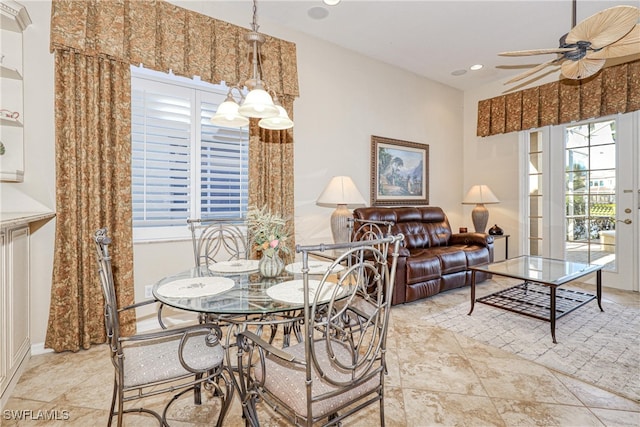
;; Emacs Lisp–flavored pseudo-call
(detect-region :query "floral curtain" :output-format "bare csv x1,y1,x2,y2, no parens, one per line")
248,95,296,262
47,0,299,351
477,59,640,137
45,51,134,351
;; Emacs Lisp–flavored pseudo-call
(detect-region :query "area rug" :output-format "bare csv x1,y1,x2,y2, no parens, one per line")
421,294,640,401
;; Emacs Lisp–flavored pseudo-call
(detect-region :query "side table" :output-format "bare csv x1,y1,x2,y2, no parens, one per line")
491,234,510,259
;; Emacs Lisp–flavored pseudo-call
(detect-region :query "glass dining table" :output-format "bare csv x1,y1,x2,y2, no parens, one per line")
153,259,347,344
152,258,348,421
152,259,345,317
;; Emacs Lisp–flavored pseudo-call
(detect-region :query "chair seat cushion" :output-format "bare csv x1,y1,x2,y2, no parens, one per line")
254,340,382,419
123,332,224,388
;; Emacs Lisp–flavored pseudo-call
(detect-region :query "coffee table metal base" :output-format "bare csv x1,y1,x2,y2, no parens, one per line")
476,282,597,343
468,265,603,344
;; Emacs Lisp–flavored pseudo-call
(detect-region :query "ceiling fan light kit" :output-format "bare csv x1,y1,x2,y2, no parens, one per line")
500,2,640,84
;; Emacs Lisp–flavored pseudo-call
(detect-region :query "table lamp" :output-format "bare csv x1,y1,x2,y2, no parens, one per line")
462,184,499,233
316,176,367,243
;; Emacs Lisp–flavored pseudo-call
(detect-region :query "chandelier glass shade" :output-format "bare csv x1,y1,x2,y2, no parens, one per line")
210,0,293,130
210,91,250,128
237,82,279,118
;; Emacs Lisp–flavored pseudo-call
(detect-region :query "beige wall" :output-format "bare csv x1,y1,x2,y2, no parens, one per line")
16,0,526,349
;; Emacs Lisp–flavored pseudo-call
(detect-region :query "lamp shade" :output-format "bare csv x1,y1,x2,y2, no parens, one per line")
316,176,367,208
462,185,500,205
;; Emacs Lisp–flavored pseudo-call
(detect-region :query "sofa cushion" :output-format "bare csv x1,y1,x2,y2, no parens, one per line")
405,251,441,284
354,206,452,249
427,246,468,274
396,222,432,249
462,245,491,267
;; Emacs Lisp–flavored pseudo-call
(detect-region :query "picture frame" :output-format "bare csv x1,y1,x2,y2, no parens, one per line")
370,135,429,206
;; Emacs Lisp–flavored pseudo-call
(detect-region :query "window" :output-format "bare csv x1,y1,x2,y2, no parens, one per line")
526,130,544,256
131,67,249,241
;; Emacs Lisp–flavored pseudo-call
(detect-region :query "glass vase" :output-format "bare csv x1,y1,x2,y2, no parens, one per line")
259,252,285,278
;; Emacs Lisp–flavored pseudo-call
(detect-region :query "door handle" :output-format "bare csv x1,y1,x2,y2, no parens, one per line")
617,219,632,225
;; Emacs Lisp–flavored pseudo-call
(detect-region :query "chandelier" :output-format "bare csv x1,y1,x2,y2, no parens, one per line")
211,0,293,130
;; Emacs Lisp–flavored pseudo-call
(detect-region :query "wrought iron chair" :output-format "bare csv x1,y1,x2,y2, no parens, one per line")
188,218,249,267
237,234,403,426
183,218,251,326
93,228,234,427
348,217,395,303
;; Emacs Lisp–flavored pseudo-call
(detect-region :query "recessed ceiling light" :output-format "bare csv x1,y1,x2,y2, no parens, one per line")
451,69,467,76
308,6,329,20
470,64,483,71
323,0,341,5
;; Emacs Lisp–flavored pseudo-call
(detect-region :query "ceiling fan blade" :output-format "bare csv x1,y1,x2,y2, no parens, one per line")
566,6,639,49
587,24,640,59
561,58,606,80
499,48,574,57
504,59,557,84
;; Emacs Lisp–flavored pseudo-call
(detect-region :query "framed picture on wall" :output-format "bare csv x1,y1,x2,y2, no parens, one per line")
370,135,429,206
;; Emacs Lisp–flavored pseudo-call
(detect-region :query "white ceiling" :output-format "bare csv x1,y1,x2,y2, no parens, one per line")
200,0,640,91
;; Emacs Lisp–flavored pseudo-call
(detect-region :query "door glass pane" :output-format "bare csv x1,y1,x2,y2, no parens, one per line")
529,152,542,174
529,217,542,239
527,130,543,256
529,195,542,217
565,120,616,271
529,239,542,256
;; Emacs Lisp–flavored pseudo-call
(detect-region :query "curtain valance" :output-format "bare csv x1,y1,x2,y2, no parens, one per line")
477,59,640,137
50,0,299,98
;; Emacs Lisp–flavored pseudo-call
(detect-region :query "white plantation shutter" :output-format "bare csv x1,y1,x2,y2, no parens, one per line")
200,100,249,219
131,67,248,241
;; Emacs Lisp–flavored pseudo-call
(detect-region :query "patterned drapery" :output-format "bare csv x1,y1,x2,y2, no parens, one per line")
477,59,640,137
248,95,296,262
46,0,298,351
45,51,135,351
49,0,299,98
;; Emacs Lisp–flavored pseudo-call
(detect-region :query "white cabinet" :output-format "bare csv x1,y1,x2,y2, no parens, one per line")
0,0,31,182
0,224,29,410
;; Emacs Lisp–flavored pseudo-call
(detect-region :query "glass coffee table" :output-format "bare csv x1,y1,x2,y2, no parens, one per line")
468,255,603,343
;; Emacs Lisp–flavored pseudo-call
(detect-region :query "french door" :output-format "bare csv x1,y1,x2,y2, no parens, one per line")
526,112,638,290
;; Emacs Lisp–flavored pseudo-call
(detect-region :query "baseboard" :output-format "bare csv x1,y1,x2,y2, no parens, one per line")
30,313,196,355
31,342,53,356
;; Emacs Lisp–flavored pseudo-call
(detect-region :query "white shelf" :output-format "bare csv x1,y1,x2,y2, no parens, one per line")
0,0,31,32
0,168,23,182
0,115,22,127
0,211,55,229
0,0,29,183
0,64,21,79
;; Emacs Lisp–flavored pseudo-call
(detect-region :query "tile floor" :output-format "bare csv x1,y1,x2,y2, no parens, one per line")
4,280,640,426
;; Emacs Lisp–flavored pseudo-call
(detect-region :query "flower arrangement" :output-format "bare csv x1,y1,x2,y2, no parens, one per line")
246,205,290,257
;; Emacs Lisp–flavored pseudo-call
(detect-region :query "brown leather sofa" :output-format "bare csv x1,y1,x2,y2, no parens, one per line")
353,206,494,305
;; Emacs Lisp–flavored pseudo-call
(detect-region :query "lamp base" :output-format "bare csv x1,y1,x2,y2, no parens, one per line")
471,204,489,233
330,204,351,244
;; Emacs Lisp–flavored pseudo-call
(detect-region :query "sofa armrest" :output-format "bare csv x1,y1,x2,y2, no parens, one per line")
450,232,494,247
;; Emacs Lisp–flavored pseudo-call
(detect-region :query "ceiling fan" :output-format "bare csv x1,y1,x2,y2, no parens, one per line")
500,1,640,84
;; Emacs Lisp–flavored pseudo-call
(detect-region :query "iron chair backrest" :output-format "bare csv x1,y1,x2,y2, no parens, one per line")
188,218,249,267
299,234,402,379
94,228,123,358
349,217,394,257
